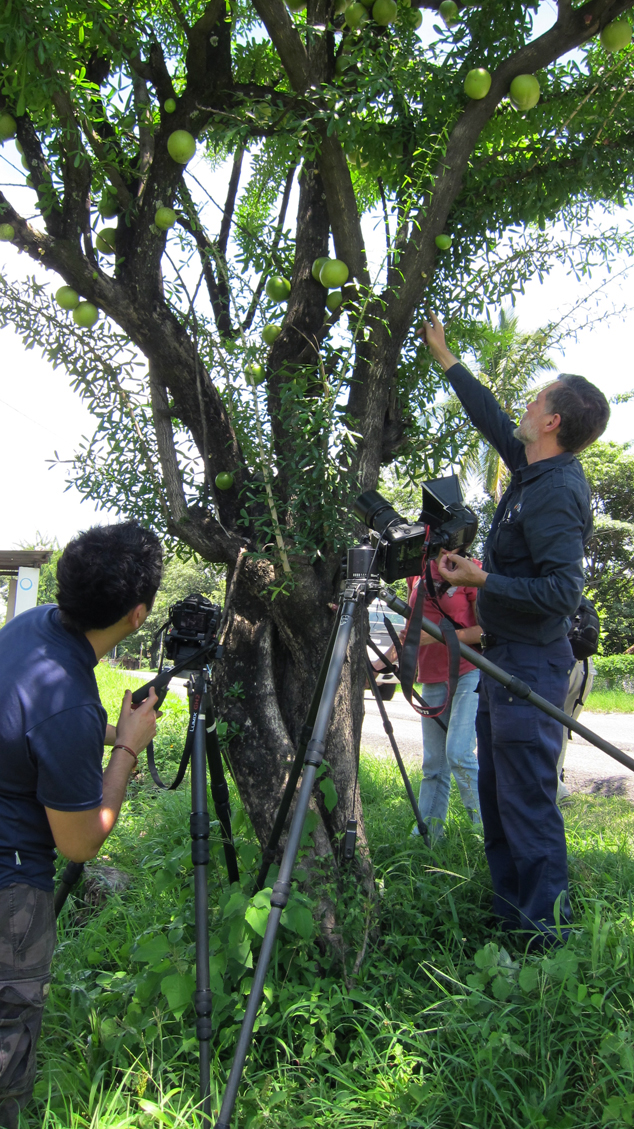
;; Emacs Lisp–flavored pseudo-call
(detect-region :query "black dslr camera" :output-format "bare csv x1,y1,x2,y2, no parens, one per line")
164,593,221,669
354,475,478,582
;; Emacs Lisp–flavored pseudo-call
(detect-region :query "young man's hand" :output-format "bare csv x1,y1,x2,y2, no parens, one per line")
438,552,488,588
116,688,159,754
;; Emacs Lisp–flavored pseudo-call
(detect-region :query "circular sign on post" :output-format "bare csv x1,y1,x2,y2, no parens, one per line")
19,578,33,591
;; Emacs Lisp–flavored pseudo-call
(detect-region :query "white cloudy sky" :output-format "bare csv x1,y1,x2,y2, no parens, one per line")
0,0,632,549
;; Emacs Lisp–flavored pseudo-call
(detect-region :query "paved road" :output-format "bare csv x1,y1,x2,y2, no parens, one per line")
361,693,634,801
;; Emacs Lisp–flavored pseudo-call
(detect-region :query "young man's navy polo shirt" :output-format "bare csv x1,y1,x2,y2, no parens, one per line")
0,605,106,891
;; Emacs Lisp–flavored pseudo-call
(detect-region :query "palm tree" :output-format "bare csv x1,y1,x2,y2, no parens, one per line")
454,309,556,500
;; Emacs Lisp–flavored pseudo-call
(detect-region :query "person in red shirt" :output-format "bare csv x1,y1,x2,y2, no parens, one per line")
375,553,483,841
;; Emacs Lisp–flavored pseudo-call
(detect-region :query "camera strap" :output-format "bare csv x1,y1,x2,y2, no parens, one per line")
399,570,461,719
146,686,201,790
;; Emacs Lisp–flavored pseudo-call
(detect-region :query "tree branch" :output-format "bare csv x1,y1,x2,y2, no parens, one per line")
218,148,244,257
241,164,296,333
133,75,155,186
250,0,311,93
149,361,189,523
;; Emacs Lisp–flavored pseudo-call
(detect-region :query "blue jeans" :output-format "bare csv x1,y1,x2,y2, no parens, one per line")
413,668,481,839
476,638,573,941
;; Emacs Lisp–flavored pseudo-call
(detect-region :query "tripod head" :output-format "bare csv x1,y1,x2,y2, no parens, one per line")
341,540,381,605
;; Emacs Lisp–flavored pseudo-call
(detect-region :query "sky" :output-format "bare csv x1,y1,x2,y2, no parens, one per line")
0,0,632,550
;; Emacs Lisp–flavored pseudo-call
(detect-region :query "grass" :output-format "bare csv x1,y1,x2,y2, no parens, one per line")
21,668,634,1128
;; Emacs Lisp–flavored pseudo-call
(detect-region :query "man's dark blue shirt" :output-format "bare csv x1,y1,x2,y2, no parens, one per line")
446,363,592,646
0,605,106,891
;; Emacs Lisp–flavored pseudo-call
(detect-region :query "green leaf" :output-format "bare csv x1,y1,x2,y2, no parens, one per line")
281,903,314,941
518,965,539,993
245,904,269,938
132,936,170,965
161,971,195,1017
319,776,338,813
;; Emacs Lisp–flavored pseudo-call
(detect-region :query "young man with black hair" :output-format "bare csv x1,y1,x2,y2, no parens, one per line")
0,523,163,1128
421,312,609,948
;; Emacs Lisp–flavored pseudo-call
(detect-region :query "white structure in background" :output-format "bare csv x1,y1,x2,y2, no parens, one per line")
0,551,53,624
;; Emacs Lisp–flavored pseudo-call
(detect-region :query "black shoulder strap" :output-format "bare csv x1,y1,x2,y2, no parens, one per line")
400,573,461,719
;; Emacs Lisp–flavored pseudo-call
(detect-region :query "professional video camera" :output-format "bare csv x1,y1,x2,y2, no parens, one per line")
354,474,478,582
162,593,221,669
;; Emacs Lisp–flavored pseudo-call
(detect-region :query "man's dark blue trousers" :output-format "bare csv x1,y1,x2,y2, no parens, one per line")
476,637,574,941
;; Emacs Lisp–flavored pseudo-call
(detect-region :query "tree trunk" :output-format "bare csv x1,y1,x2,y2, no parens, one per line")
214,557,373,891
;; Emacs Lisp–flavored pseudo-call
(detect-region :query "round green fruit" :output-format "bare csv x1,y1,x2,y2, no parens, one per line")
98,192,119,218
96,227,117,255
319,259,349,288
600,18,632,52
167,129,196,164
55,286,79,309
373,0,397,24
435,233,452,250
405,8,422,28
20,154,29,170
15,140,23,155
215,472,234,491
25,175,34,188
265,275,291,302
73,302,99,329
464,67,492,100
0,114,16,142
287,0,307,10
439,0,459,26
510,73,540,111
0,223,15,241
245,363,266,384
262,323,282,345
335,54,354,75
164,98,176,113
312,256,329,281
326,290,343,312
345,2,368,28
155,206,177,230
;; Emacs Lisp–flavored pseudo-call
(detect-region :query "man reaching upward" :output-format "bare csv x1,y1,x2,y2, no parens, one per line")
421,312,609,947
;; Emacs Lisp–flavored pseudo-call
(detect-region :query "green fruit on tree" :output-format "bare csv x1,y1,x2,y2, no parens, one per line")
167,129,196,164
335,55,354,76
15,140,23,155
98,191,119,218
20,154,29,170
215,471,234,490
439,1,459,26
262,323,282,345
464,67,492,99
510,74,540,111
312,256,329,281
55,286,79,309
0,223,15,241
155,207,177,230
345,3,368,28
0,114,16,141
360,0,374,8
286,0,307,10
265,275,291,302
435,233,452,250
600,18,632,52
319,259,349,288
164,98,176,113
73,302,99,329
326,290,343,312
405,8,422,28
245,363,266,384
373,0,397,24
96,227,117,254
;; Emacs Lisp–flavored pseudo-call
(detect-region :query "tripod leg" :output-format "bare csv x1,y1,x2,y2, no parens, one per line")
253,606,342,893
191,705,213,1126
366,659,431,847
215,595,359,1129
54,860,85,918
205,692,240,886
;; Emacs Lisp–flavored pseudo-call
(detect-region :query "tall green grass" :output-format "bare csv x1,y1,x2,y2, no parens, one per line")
21,668,634,1128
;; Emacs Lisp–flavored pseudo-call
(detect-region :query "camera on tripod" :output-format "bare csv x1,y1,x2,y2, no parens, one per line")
163,593,221,669
354,474,478,582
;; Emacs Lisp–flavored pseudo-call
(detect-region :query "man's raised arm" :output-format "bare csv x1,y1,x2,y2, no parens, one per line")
422,313,526,473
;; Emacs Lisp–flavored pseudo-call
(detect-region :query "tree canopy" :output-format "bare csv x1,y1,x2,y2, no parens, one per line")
2,0,634,860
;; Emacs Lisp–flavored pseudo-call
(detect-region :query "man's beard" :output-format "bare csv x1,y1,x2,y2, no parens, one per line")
514,418,539,445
